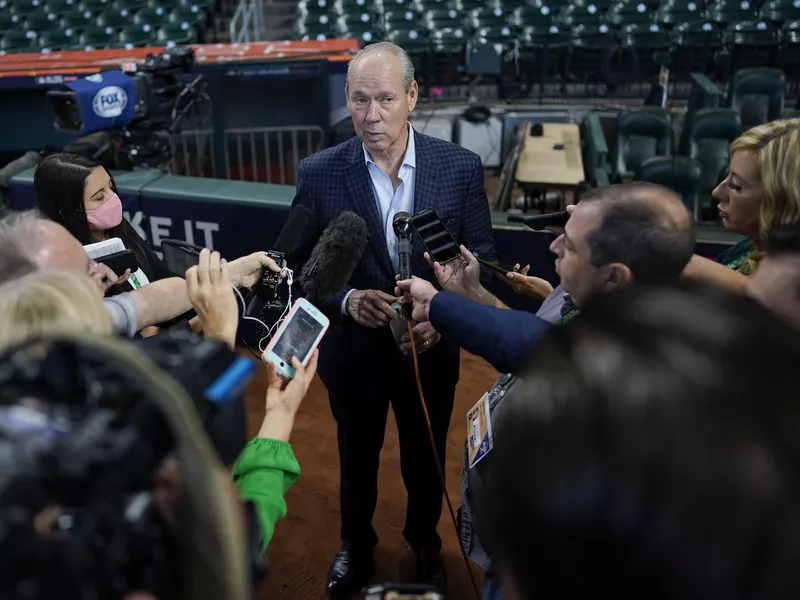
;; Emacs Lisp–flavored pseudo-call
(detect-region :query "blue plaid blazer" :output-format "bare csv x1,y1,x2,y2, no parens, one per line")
289,130,497,322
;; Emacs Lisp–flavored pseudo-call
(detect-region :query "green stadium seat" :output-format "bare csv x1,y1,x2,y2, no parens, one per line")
429,26,467,51
114,0,146,9
654,0,704,26
624,22,672,75
569,23,621,81
45,0,78,12
61,8,95,29
133,6,167,24
146,0,178,8
423,7,464,29
607,0,653,27
687,107,740,216
341,28,383,43
118,23,156,45
79,24,115,46
38,28,77,49
294,13,334,37
334,0,379,13
335,11,373,30
468,7,507,29
451,0,485,11
384,0,414,10
156,20,196,42
760,0,800,24
11,0,47,16
384,8,419,29
558,1,606,26
167,4,205,26
0,13,15,28
78,0,111,11
613,106,672,181
474,23,514,42
178,0,211,8
413,0,447,13
296,0,331,17
707,0,758,26
97,7,134,27
0,30,37,51
670,21,720,74
720,19,779,70
385,27,428,66
25,9,60,30
636,155,702,215
510,5,554,27
728,67,784,128
520,24,570,80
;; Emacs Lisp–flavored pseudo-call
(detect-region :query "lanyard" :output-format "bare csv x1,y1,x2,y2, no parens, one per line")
556,306,580,326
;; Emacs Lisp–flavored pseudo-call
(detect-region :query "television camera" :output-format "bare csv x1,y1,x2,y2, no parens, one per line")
46,46,209,170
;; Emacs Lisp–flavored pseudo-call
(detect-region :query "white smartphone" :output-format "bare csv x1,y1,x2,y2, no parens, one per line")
263,298,330,379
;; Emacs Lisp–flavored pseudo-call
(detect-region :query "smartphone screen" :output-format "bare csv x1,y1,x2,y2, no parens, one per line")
272,306,325,365
412,209,461,265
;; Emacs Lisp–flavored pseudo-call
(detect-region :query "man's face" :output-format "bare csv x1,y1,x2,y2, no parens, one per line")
32,220,102,294
549,202,607,306
746,255,800,329
346,52,418,156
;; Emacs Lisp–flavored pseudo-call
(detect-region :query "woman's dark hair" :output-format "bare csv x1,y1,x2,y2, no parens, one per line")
34,153,146,270
477,285,800,600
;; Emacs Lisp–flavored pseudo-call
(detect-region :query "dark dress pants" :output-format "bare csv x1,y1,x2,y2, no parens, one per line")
318,322,460,553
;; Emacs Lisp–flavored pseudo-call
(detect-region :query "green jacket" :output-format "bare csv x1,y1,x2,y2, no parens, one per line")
716,238,754,271
232,437,301,551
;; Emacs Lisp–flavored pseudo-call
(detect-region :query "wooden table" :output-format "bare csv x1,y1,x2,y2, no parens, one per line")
514,122,586,209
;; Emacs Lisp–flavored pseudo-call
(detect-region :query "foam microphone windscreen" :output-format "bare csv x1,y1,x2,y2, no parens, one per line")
299,211,368,303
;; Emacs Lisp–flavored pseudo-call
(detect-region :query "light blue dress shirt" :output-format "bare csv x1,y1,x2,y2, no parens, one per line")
342,124,417,314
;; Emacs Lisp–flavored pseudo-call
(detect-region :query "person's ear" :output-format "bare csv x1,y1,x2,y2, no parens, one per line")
408,80,419,112
602,262,632,293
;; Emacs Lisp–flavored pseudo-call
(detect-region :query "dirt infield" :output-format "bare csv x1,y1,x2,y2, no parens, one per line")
242,349,499,600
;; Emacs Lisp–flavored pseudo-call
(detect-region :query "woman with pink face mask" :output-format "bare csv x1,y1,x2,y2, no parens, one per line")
34,153,175,293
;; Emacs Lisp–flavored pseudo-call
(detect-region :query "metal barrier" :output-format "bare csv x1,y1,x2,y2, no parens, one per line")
224,126,325,185
169,129,217,178
229,0,264,43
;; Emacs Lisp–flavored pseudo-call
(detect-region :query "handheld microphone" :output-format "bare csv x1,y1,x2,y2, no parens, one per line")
392,211,413,320
246,204,312,318
299,211,368,304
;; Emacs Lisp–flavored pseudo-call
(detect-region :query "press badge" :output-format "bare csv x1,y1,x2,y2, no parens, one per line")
467,393,493,469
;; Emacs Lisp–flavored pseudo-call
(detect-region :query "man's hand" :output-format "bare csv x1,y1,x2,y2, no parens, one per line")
399,321,442,354
395,277,438,323
89,261,131,293
186,249,239,349
346,289,399,328
227,251,281,289
501,263,554,301
425,245,482,299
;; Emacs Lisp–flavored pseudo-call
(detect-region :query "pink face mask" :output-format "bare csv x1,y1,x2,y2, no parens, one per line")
85,193,123,230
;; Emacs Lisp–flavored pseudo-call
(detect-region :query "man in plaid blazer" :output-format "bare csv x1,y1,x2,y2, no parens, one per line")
289,42,496,598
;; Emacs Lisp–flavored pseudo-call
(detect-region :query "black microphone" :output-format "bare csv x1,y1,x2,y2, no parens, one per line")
299,211,368,304
506,211,569,231
392,211,413,320
246,204,312,318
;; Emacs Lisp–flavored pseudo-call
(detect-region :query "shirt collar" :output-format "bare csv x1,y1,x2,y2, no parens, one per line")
363,123,416,169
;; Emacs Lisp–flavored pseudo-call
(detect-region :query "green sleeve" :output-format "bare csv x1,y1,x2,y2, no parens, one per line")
232,437,301,551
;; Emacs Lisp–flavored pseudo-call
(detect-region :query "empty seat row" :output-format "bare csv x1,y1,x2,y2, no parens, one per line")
0,5,207,34
0,0,213,13
0,21,194,51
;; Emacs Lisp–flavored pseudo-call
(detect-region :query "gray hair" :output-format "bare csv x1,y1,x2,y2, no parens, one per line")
346,42,415,93
0,210,43,285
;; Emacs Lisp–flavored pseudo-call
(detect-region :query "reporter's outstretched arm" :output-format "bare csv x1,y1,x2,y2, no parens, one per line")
232,351,318,551
429,291,551,374
130,277,194,330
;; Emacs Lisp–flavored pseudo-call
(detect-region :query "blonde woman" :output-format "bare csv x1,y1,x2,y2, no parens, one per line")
684,118,800,290
0,269,111,352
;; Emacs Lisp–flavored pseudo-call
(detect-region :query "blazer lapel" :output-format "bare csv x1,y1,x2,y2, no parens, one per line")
344,138,395,279
411,130,439,218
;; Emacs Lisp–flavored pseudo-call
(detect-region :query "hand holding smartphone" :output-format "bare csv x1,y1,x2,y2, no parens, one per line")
263,298,330,380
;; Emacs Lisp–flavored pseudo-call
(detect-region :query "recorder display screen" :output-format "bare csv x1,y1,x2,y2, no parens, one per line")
272,307,324,364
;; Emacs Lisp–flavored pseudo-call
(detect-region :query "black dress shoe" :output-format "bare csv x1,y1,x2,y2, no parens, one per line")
416,548,447,596
326,544,375,599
